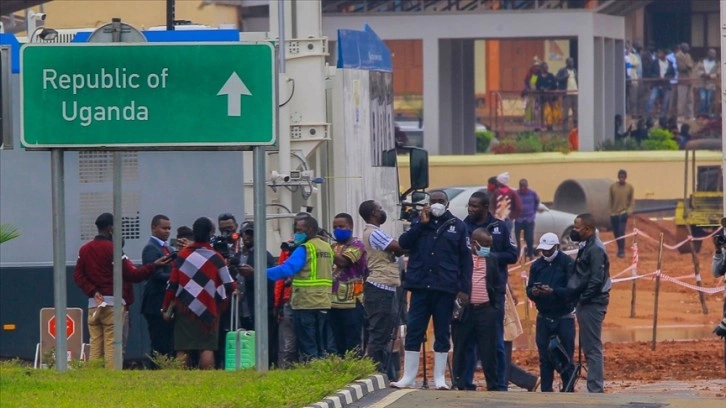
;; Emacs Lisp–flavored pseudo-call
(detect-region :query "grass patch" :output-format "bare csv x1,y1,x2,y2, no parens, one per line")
0,355,376,408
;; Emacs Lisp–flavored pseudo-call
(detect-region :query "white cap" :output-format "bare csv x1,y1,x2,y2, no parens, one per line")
536,232,560,250
496,171,510,185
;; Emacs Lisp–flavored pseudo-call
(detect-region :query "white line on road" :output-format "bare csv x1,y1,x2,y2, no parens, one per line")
366,389,417,408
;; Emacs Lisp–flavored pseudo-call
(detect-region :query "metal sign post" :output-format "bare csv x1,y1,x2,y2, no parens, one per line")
50,149,67,372
253,146,268,372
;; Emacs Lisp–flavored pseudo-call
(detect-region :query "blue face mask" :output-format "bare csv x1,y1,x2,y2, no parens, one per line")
476,246,491,257
293,232,308,244
333,228,352,242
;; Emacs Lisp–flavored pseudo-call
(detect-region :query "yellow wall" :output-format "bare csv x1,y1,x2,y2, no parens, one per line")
398,151,722,202
25,0,238,33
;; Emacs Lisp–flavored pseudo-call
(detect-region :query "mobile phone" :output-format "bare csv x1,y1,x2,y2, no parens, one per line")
170,238,178,247
165,251,178,261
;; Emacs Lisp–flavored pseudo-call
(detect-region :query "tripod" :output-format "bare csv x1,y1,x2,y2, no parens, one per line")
563,341,585,392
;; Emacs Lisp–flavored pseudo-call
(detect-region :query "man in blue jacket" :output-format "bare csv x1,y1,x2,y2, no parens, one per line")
526,232,576,392
391,190,473,390
463,191,518,390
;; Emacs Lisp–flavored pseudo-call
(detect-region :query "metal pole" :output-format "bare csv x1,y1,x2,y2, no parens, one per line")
166,0,175,31
275,0,293,241
651,233,664,351
110,17,124,371
253,146,268,372
112,152,123,370
51,149,67,372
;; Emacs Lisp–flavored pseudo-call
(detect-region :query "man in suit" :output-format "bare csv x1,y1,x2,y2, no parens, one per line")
141,214,175,362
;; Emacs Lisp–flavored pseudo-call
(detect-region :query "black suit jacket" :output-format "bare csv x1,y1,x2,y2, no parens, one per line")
141,237,171,316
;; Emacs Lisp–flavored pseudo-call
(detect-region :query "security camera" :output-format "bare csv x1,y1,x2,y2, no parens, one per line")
31,12,47,21
271,171,290,183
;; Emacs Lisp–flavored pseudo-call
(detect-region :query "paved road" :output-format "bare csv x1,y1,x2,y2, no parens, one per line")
346,382,726,408
358,389,725,408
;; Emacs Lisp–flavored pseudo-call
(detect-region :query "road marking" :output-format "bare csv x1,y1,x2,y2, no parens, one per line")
367,389,416,408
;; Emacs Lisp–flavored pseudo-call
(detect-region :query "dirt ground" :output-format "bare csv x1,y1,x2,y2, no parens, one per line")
417,217,726,393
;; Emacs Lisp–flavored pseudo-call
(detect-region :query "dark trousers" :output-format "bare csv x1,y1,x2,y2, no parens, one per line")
505,341,540,391
452,303,499,391
515,220,536,259
293,309,336,361
535,315,576,392
143,313,175,361
576,302,607,393
610,214,628,255
495,297,507,390
364,283,397,372
329,302,364,357
404,289,455,352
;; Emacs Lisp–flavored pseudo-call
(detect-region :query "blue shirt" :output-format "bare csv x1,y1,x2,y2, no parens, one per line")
267,246,306,281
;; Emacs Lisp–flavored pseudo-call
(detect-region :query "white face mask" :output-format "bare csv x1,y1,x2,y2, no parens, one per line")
543,250,558,263
431,203,446,218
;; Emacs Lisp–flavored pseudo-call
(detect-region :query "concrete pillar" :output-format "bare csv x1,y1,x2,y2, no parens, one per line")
603,38,616,147
438,39,453,154
422,35,440,155
438,39,476,155
593,37,604,148
577,33,596,151
613,39,626,135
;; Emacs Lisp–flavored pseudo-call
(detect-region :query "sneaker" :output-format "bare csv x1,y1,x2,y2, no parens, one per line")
617,251,625,258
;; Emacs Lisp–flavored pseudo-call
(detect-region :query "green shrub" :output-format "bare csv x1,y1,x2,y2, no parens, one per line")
642,128,678,150
476,130,495,153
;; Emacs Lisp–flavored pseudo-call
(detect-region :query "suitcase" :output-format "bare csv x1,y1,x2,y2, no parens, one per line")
224,292,256,370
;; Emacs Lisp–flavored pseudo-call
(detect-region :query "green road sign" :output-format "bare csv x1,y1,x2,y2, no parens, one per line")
21,42,275,149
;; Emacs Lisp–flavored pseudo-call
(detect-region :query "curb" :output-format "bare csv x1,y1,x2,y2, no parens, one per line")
304,374,389,408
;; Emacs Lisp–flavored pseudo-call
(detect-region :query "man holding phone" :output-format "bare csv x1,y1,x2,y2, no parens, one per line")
526,233,576,392
141,214,176,363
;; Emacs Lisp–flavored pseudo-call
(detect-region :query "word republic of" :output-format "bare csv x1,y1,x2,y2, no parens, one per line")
42,68,169,127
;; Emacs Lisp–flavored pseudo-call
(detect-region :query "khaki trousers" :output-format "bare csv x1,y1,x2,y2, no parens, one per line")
88,306,129,369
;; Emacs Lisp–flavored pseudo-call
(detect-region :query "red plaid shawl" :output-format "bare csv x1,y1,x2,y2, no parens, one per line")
163,243,234,328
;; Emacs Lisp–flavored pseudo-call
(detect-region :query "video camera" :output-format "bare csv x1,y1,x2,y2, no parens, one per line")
400,191,430,222
714,217,726,246
211,231,240,265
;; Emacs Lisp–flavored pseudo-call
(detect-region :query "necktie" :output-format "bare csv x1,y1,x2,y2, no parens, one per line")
162,245,170,255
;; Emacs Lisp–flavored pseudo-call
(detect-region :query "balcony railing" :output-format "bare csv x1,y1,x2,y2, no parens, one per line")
322,0,586,14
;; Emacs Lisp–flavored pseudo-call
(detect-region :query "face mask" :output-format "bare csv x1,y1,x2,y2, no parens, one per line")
569,230,582,242
431,203,446,218
379,211,387,225
333,228,352,242
476,246,491,257
543,250,558,262
293,232,308,244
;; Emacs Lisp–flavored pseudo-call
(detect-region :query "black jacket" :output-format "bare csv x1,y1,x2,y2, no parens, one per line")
400,211,473,295
463,214,518,294
469,253,501,307
646,58,676,87
555,67,577,91
568,235,611,306
527,251,576,318
140,238,171,316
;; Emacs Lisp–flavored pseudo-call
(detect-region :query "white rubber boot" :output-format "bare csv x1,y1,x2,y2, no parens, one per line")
390,351,420,389
433,352,450,390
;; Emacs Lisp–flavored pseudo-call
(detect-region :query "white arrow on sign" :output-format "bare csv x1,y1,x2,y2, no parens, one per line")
217,72,252,117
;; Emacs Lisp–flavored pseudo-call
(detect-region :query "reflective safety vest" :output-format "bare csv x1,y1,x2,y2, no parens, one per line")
291,237,333,310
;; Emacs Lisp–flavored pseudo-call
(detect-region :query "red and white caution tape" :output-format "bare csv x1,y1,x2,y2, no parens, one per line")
633,227,723,251
658,273,725,294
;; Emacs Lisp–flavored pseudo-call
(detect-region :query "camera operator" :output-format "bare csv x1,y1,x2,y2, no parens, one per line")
213,213,245,369
236,221,277,366
711,231,726,341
